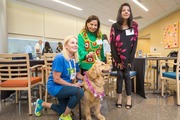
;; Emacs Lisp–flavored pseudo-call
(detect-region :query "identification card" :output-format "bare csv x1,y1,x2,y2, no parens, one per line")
70,73,76,80
125,29,134,36
96,39,103,45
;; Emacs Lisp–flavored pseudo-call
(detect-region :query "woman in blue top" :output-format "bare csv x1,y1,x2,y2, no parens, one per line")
34,35,84,120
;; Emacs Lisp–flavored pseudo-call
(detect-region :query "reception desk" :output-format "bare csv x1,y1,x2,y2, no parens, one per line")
133,57,177,98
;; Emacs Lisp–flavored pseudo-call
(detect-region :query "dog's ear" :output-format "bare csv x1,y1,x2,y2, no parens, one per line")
88,64,97,79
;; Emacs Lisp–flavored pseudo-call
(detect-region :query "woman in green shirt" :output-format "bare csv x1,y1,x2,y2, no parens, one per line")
78,15,105,75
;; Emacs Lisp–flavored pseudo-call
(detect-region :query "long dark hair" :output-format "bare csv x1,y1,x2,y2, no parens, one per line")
58,42,63,50
102,34,108,40
83,15,101,37
116,3,133,30
44,42,51,49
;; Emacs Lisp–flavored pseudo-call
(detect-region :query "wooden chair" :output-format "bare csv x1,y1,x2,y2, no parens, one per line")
160,50,180,105
43,53,57,102
145,53,162,89
0,53,44,115
106,53,137,93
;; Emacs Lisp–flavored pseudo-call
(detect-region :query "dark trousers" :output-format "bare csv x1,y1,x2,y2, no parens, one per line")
116,68,131,96
51,86,84,114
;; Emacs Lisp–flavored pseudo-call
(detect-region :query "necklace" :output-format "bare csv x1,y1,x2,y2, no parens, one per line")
85,72,105,100
122,24,128,29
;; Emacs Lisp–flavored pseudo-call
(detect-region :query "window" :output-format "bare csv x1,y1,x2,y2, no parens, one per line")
8,38,60,57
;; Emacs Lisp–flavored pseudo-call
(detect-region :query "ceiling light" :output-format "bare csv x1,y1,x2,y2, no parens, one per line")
108,19,116,23
53,0,83,11
132,0,148,11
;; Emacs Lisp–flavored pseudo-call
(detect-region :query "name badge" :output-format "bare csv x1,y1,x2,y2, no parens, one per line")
96,39,103,45
125,29,134,36
70,73,76,80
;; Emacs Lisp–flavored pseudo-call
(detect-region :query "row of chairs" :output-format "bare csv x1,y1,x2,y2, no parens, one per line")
144,52,180,105
0,53,56,115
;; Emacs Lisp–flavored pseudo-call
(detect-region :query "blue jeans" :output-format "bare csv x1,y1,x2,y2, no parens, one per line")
50,86,84,114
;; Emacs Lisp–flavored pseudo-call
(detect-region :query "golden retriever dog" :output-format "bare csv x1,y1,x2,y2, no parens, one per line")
81,61,111,120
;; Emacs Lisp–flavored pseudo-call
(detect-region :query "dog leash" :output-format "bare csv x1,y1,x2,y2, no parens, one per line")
78,87,81,120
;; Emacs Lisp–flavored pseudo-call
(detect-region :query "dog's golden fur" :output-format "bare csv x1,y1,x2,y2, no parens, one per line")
81,61,111,120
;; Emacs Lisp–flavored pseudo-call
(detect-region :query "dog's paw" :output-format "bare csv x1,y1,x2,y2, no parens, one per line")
86,117,92,120
97,114,105,120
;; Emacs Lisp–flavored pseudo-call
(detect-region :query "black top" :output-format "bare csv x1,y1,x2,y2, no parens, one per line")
110,21,138,70
42,47,53,55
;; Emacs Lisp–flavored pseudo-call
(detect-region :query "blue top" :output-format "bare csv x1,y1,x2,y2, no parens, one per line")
47,54,80,96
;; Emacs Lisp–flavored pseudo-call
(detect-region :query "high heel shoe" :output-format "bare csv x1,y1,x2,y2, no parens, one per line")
125,104,132,109
116,102,122,108
125,100,132,109
126,96,132,109
116,94,122,108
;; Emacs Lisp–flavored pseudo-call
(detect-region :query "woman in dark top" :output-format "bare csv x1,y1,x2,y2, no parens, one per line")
110,3,138,109
42,41,53,55
56,42,63,53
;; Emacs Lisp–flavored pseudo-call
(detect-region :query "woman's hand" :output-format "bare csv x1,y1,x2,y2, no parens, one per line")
82,76,85,81
118,63,123,70
86,52,95,58
72,82,82,88
128,63,131,67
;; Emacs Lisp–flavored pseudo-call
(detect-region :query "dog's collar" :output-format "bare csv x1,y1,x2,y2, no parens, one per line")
85,72,105,100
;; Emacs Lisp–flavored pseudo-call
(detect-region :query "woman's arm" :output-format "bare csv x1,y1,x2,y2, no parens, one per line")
53,71,73,86
53,71,82,87
100,44,105,61
129,21,138,63
76,72,85,81
110,26,121,63
78,34,88,61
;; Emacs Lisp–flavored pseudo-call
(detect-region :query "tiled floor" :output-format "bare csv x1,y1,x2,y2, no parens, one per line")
0,80,180,120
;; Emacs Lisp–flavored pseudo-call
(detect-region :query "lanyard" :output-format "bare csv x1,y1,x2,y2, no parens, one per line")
69,59,76,80
69,59,76,70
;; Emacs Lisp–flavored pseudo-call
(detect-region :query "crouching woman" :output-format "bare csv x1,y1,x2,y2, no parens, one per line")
34,35,84,120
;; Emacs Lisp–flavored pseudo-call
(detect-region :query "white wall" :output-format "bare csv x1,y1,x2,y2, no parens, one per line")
7,0,110,40
0,0,7,53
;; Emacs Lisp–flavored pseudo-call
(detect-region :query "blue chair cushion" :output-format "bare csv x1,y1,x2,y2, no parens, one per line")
110,71,117,76
130,71,137,77
110,71,137,77
162,72,180,80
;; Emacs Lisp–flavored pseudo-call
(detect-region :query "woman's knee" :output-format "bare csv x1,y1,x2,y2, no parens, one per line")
79,88,84,98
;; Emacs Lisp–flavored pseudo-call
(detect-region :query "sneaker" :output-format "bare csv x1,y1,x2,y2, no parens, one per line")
59,114,72,120
34,98,44,117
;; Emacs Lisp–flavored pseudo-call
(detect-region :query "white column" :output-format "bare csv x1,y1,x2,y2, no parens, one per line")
0,0,7,53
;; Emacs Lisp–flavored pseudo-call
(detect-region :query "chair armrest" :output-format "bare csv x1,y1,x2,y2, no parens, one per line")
160,61,177,66
41,65,45,70
30,64,44,77
160,61,177,79
30,64,44,70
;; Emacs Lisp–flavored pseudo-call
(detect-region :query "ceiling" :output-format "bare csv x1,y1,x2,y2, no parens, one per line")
17,0,180,30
